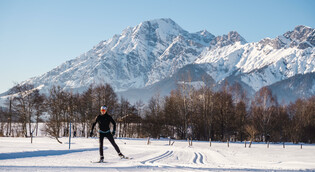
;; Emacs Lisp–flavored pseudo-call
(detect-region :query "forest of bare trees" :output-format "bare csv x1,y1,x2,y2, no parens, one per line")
0,82,314,144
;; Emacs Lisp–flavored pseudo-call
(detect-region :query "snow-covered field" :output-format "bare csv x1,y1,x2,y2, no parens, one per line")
0,137,314,171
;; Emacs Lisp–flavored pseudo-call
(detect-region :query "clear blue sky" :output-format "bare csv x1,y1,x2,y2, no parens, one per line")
0,0,314,93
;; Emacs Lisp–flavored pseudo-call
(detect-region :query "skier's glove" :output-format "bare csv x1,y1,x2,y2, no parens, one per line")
89,131,93,137
112,131,115,136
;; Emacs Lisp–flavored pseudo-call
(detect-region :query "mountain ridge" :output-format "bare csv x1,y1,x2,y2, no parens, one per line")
1,18,314,104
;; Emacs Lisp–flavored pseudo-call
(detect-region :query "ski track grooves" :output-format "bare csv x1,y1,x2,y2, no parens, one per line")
141,151,174,164
193,152,204,164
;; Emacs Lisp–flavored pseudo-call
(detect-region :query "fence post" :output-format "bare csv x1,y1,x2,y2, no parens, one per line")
69,122,71,150
147,137,150,145
227,139,229,147
301,144,302,149
209,138,212,147
245,140,247,148
267,141,269,148
283,142,285,148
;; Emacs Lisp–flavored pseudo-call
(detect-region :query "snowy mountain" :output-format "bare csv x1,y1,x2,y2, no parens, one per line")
16,18,214,95
267,72,315,104
1,19,314,104
194,25,315,102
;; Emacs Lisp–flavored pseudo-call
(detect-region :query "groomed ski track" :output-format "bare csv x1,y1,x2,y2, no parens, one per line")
0,137,314,171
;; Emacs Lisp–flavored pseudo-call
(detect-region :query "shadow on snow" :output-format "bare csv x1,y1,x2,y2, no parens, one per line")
0,148,100,160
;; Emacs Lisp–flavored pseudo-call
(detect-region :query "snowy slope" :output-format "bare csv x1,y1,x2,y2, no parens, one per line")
118,64,215,104
266,72,315,103
1,137,315,171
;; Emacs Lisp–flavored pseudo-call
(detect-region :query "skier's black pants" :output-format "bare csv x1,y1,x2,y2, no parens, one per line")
99,133,120,157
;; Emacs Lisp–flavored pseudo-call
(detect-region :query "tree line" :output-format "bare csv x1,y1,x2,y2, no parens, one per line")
143,83,315,144
0,82,314,144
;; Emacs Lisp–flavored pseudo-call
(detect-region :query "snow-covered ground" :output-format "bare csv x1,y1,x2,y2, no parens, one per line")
0,137,314,171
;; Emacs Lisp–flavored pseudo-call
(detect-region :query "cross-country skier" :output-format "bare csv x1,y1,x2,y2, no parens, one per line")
90,105,125,162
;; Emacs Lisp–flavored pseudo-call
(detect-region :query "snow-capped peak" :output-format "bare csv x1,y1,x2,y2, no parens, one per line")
284,25,315,49
210,31,247,48
256,25,314,50
11,18,215,94
131,18,187,43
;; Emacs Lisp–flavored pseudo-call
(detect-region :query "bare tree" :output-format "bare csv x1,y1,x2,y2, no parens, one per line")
45,86,65,143
250,87,278,142
245,124,257,145
135,100,145,118
177,72,194,139
142,94,164,138
118,96,132,137
79,85,95,137
93,84,118,117
10,84,41,137
33,91,45,136
199,86,215,140
288,96,315,143
213,90,235,141
3,97,13,136
235,100,248,141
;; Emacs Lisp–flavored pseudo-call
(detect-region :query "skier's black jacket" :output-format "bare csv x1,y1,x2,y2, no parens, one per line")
91,112,116,133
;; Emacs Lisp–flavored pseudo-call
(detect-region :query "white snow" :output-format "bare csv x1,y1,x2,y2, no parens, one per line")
195,41,315,91
0,137,314,171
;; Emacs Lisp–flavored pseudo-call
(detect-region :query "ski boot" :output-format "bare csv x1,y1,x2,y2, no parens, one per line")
99,156,104,163
118,152,126,159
